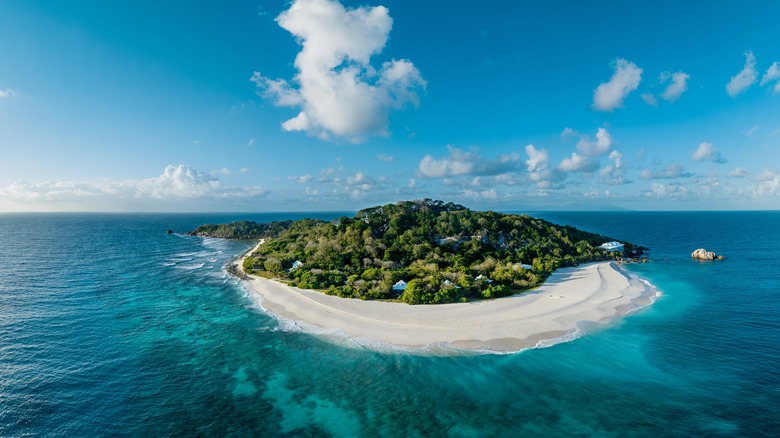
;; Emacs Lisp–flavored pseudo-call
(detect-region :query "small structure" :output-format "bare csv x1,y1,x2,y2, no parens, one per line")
600,241,624,252
520,264,533,270
475,274,494,284
442,280,462,289
392,280,407,291
291,260,304,270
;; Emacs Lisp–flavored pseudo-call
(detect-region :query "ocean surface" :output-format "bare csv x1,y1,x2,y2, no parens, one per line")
0,211,778,437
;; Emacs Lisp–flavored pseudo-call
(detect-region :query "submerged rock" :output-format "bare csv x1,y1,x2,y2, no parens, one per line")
691,248,725,260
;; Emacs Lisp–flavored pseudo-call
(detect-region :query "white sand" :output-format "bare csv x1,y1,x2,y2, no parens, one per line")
236,253,658,352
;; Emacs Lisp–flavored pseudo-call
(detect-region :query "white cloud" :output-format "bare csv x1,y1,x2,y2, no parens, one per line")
728,167,749,178
560,127,577,139
760,62,780,94
251,0,426,142
726,51,758,97
599,150,631,185
407,178,416,189
576,127,613,156
0,165,268,206
376,153,395,162
247,138,255,147
759,62,780,85
660,71,690,102
288,174,313,184
342,171,386,199
240,168,252,173
211,167,231,175
692,142,726,163
640,163,693,180
592,59,643,112
417,146,520,178
640,93,658,107
745,125,758,137
462,188,498,201
647,182,687,199
557,152,598,173
751,169,780,197
525,145,552,187
0,88,15,98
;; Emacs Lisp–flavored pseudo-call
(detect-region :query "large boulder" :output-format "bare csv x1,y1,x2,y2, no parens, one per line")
691,248,725,260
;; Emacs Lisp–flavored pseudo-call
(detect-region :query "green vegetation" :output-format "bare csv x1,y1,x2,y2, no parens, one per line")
194,199,646,304
190,220,293,239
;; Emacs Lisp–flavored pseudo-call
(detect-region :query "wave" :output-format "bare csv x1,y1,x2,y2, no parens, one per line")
175,263,205,271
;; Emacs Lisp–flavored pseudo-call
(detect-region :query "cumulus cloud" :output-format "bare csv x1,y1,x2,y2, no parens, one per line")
760,62,780,94
640,93,658,107
462,188,498,201
0,88,15,98
640,163,693,180
647,182,687,199
660,71,690,102
251,0,426,142
0,165,268,206
557,152,599,173
576,127,613,157
212,167,231,175
751,169,780,197
726,51,758,97
599,150,631,185
417,146,521,178
560,127,577,139
592,59,642,111
342,170,387,199
288,174,313,184
525,145,553,188
692,142,726,163
376,153,395,162
728,167,749,178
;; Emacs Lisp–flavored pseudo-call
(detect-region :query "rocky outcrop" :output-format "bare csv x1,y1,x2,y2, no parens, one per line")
691,248,725,260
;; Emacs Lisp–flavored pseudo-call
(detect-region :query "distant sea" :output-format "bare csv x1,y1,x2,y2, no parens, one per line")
1,211,778,436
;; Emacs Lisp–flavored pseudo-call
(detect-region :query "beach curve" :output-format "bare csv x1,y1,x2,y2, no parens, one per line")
233,245,659,353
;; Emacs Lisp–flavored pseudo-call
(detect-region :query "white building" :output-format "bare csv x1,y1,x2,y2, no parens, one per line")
392,280,407,291
599,241,624,252
291,260,304,270
475,274,494,284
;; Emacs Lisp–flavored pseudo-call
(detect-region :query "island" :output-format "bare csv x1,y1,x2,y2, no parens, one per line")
191,200,658,352
192,199,647,304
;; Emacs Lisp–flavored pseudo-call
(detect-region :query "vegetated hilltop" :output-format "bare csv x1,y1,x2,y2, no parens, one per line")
192,199,647,304
189,220,294,239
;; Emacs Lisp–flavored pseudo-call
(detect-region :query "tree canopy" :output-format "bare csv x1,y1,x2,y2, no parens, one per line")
192,199,646,304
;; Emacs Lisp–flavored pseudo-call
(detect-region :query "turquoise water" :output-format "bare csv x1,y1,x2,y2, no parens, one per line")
1,212,778,436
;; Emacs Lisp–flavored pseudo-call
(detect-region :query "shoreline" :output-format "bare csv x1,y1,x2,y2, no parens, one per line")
232,248,660,354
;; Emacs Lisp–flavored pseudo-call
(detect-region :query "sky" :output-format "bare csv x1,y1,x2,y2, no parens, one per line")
1,0,779,212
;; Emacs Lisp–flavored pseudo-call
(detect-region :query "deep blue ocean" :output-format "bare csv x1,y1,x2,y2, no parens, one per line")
1,211,778,437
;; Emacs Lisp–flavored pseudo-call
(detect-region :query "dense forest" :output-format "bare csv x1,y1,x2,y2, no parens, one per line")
191,200,646,304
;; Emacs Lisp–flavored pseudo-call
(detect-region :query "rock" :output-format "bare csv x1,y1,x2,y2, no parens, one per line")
165,229,174,234
691,248,724,260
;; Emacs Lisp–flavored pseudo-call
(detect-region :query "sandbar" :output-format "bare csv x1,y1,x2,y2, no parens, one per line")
234,247,658,353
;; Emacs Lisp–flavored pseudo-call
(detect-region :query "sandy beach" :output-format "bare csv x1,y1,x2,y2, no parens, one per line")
235,249,658,352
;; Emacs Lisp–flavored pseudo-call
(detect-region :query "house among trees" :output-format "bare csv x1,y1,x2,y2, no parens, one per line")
475,274,494,284
599,241,624,252
392,280,407,291
291,260,304,270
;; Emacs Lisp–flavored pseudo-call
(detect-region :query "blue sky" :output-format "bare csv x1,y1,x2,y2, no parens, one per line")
1,0,779,212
